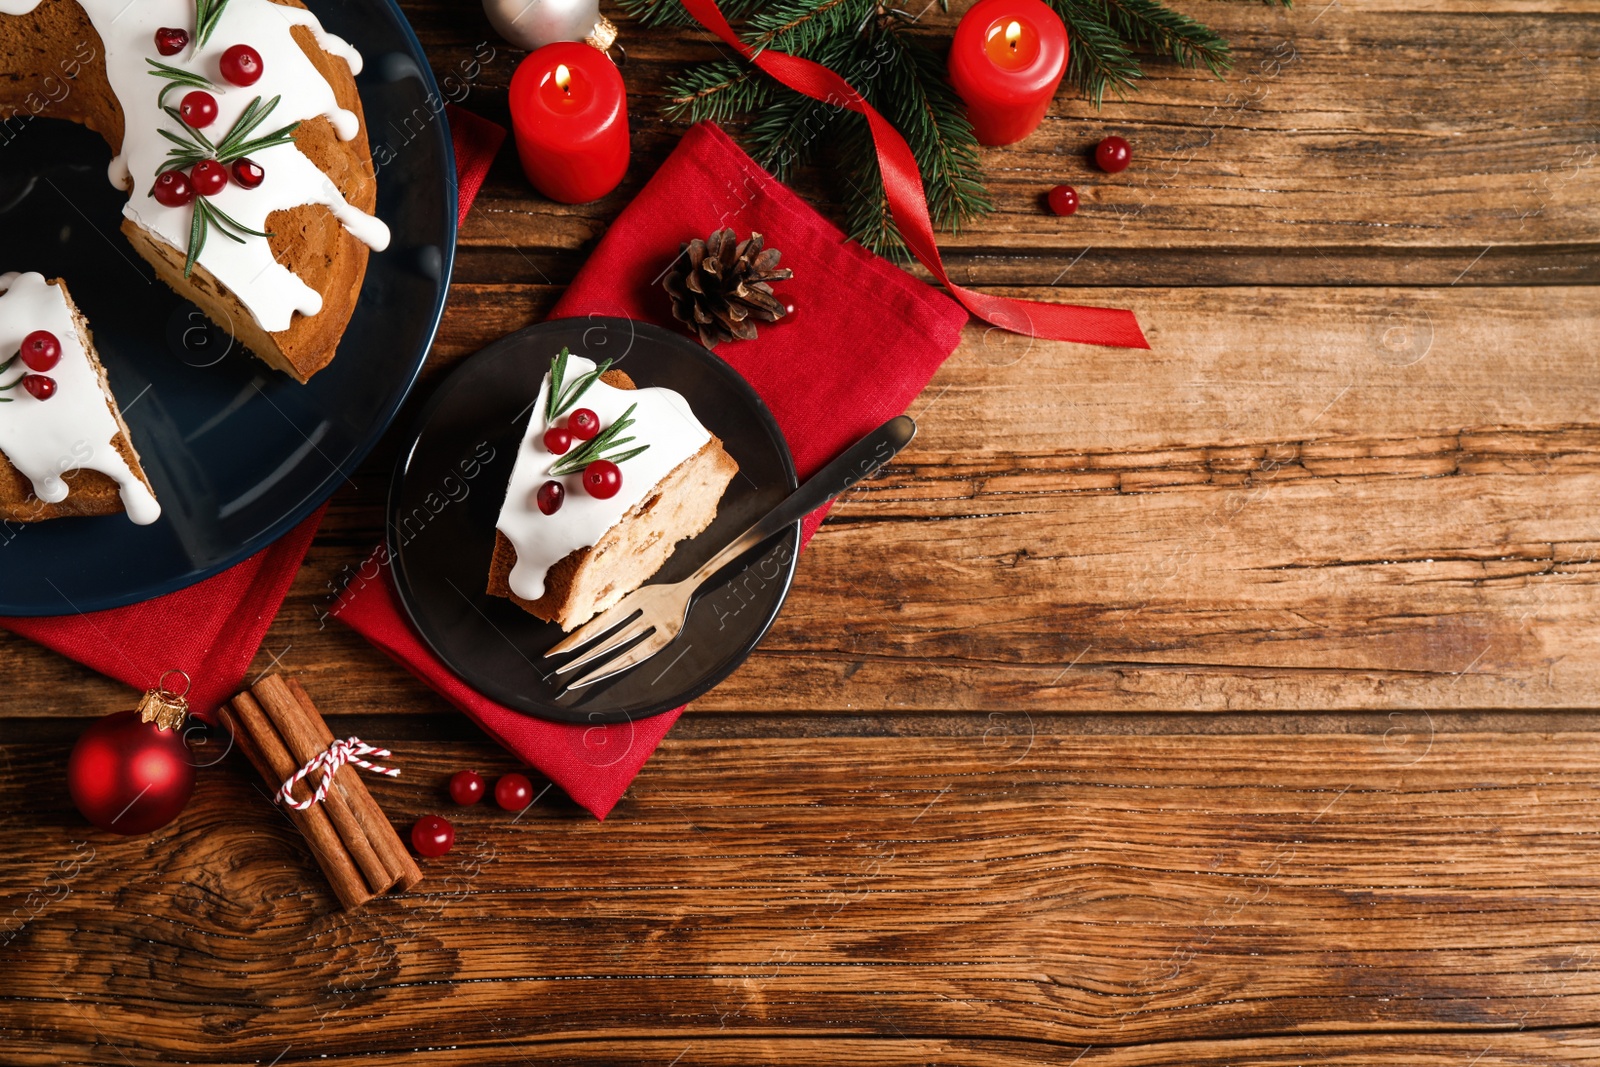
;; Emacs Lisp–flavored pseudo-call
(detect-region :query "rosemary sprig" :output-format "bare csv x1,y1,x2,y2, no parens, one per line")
544,347,614,424
161,95,299,171
146,59,215,108
549,403,650,475
184,197,272,278
195,0,232,49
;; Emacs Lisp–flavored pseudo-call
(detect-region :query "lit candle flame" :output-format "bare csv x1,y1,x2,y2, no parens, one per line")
1005,20,1021,48
554,63,571,92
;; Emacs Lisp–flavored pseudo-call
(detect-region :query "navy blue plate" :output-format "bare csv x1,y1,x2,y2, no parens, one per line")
387,318,800,724
0,0,455,615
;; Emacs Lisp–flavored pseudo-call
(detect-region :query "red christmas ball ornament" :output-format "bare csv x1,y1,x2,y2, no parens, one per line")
179,90,218,129
21,374,56,401
20,330,61,371
230,158,265,190
448,770,485,805
411,814,455,857
190,159,228,197
1047,184,1079,216
495,772,533,811
151,169,194,208
567,408,600,441
155,27,190,56
67,676,195,836
1095,135,1132,174
219,44,264,87
582,459,621,499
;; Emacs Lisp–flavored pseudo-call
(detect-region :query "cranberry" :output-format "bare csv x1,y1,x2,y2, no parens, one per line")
230,158,264,189
19,330,61,372
190,159,228,197
1047,184,1079,216
542,426,572,454
410,814,455,857
179,90,218,129
1095,135,1132,174
21,374,56,401
536,480,565,515
154,27,190,56
495,773,533,811
568,408,600,441
151,169,194,208
219,44,263,87
448,770,485,806
582,460,621,499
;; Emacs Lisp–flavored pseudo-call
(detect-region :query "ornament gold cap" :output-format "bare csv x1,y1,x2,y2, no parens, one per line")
137,669,191,732
585,15,619,53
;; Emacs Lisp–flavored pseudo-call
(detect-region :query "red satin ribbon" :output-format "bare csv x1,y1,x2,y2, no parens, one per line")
678,0,1150,350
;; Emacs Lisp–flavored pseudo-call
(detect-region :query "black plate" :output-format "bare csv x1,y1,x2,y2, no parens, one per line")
0,0,454,615
387,318,800,724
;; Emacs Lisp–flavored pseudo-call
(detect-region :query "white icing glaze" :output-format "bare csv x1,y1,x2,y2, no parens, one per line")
496,355,712,602
0,272,161,524
31,0,392,333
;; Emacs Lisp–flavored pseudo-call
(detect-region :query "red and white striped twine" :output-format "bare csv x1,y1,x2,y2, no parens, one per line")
278,737,401,810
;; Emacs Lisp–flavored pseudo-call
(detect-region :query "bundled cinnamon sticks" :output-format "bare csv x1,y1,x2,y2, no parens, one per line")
221,674,422,910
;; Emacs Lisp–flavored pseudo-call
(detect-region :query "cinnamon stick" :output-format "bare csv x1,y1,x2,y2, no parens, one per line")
247,677,393,896
220,697,372,911
283,676,425,892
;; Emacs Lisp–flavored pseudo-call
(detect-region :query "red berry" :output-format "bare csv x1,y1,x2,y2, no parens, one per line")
19,330,61,372
536,480,565,515
154,27,190,56
151,169,194,207
219,44,264,87
410,814,455,857
21,374,56,401
179,90,218,129
582,460,621,499
1047,184,1079,216
542,426,572,454
1095,135,1132,174
448,770,485,805
230,158,264,189
190,159,228,197
568,408,600,441
495,773,533,811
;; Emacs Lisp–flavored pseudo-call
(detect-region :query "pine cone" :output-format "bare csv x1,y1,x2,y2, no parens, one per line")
664,228,794,350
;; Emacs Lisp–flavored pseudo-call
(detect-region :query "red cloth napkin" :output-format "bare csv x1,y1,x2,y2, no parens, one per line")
0,105,506,721
334,121,968,819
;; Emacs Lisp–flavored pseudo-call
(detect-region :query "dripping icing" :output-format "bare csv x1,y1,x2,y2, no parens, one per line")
49,0,391,333
0,273,161,524
495,355,711,602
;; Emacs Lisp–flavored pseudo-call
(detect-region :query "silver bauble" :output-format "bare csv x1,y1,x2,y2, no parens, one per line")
483,0,615,51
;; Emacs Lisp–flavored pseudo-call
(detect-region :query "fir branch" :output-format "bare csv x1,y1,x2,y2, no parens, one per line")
549,403,648,475
663,59,772,125
1099,0,1232,75
1046,0,1143,105
745,0,874,55
146,59,215,108
615,0,762,28
745,90,840,181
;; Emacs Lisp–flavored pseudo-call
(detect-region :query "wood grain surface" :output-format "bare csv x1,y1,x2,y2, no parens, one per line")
2,0,1599,1061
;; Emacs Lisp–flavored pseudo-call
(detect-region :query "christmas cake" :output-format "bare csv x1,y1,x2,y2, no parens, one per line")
489,349,740,631
0,272,160,524
0,0,389,383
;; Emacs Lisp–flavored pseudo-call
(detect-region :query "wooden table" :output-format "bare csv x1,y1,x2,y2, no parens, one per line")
5,0,1600,1062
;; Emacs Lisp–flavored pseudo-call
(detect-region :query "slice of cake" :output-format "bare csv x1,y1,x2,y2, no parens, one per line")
489,348,739,631
0,272,160,524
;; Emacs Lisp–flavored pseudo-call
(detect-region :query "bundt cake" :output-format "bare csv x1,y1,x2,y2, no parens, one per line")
0,272,160,524
0,0,389,384
489,349,740,631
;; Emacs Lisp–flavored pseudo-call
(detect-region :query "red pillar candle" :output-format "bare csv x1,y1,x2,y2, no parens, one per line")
509,42,629,204
947,0,1068,147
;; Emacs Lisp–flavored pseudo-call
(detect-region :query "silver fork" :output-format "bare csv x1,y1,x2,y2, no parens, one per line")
546,414,919,691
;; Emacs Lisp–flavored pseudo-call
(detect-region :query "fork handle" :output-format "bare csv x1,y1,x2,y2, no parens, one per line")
687,415,918,587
